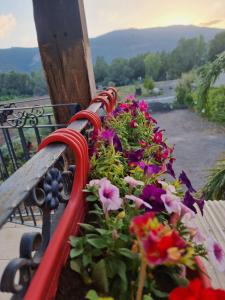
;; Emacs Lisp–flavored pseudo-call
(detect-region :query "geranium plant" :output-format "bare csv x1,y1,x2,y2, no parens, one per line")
69,96,225,300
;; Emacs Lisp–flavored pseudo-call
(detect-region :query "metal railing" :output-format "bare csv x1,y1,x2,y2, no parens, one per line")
0,98,81,183
0,88,117,300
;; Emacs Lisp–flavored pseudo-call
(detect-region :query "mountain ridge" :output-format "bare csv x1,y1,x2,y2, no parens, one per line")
0,25,224,73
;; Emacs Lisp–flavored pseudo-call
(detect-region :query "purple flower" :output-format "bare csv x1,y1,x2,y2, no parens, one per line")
125,195,152,210
138,162,161,176
140,184,166,212
98,178,122,213
183,191,205,215
126,149,144,163
100,129,115,144
144,165,161,176
179,171,196,193
207,237,225,272
166,161,176,179
113,133,123,152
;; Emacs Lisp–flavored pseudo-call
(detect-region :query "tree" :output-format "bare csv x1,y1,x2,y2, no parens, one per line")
144,53,161,80
109,58,134,86
143,76,154,91
129,55,145,80
168,36,207,79
94,56,109,84
208,31,225,61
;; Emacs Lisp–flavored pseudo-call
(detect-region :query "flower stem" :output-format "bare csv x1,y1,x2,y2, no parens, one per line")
136,257,147,300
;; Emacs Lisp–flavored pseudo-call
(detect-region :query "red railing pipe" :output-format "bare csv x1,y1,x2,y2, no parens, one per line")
68,110,101,133
24,129,89,300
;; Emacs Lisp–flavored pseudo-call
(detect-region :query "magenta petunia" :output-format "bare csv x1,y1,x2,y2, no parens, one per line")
207,237,225,272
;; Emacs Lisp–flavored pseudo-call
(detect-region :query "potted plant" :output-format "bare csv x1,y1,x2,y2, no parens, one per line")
57,96,225,300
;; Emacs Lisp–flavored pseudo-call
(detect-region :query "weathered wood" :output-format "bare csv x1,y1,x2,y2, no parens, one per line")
0,102,101,228
32,0,96,124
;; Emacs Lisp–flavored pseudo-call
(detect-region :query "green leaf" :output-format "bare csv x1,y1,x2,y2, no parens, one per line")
143,295,154,300
86,195,98,202
95,229,109,235
87,238,107,249
79,223,96,232
85,290,98,300
82,254,92,267
70,248,83,258
70,259,81,274
117,248,135,259
92,259,109,293
152,289,168,298
69,236,83,247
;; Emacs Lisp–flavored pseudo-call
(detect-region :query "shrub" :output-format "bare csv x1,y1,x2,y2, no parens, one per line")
175,72,196,108
205,86,225,122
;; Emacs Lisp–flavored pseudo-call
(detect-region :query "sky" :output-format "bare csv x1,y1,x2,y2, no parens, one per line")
0,0,225,48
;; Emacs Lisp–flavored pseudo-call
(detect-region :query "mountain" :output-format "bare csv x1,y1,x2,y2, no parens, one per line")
0,25,224,72
90,25,224,62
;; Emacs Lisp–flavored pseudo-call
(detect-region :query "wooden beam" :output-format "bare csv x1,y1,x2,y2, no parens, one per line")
32,0,96,124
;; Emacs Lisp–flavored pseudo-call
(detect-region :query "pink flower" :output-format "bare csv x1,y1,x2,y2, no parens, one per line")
130,120,138,128
153,132,163,144
125,195,152,209
161,194,181,215
138,100,148,112
88,179,100,187
159,181,176,194
124,176,144,188
207,237,225,272
98,178,122,213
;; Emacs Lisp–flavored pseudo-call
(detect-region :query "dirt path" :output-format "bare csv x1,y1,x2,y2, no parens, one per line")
154,109,225,190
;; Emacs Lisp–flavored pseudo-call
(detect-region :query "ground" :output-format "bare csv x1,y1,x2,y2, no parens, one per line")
154,109,225,189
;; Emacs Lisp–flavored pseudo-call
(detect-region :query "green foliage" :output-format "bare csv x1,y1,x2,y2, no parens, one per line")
0,70,47,101
144,53,162,80
175,72,196,108
202,157,225,200
90,145,127,187
205,87,225,122
94,57,110,85
94,36,210,86
168,36,207,79
196,51,225,112
208,31,225,61
143,76,155,91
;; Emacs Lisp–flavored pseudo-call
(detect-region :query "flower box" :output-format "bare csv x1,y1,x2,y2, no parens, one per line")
56,95,225,300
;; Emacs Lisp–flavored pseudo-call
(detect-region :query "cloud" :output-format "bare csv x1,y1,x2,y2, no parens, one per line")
0,14,16,39
199,19,222,27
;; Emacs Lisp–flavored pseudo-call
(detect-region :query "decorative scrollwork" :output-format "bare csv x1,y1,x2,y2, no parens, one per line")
0,104,45,128
0,103,15,125
0,164,75,298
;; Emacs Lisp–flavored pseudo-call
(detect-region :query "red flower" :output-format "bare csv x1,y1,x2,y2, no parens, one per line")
153,132,163,144
143,230,186,266
169,279,225,300
130,120,138,128
130,212,156,239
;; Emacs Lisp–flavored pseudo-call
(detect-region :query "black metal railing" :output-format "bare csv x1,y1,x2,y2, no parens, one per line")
0,93,107,299
0,97,81,184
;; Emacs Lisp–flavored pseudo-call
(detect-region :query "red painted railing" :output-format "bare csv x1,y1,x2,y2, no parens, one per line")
24,89,117,300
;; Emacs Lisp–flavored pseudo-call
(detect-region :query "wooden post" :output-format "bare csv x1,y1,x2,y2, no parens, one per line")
32,0,96,124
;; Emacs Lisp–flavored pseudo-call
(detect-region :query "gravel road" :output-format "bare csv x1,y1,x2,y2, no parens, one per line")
154,109,225,190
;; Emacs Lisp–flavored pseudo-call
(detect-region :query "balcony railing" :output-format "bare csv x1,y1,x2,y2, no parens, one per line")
0,88,117,300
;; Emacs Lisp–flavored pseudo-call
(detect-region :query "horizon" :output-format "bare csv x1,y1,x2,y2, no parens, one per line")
0,0,225,48
0,24,224,50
